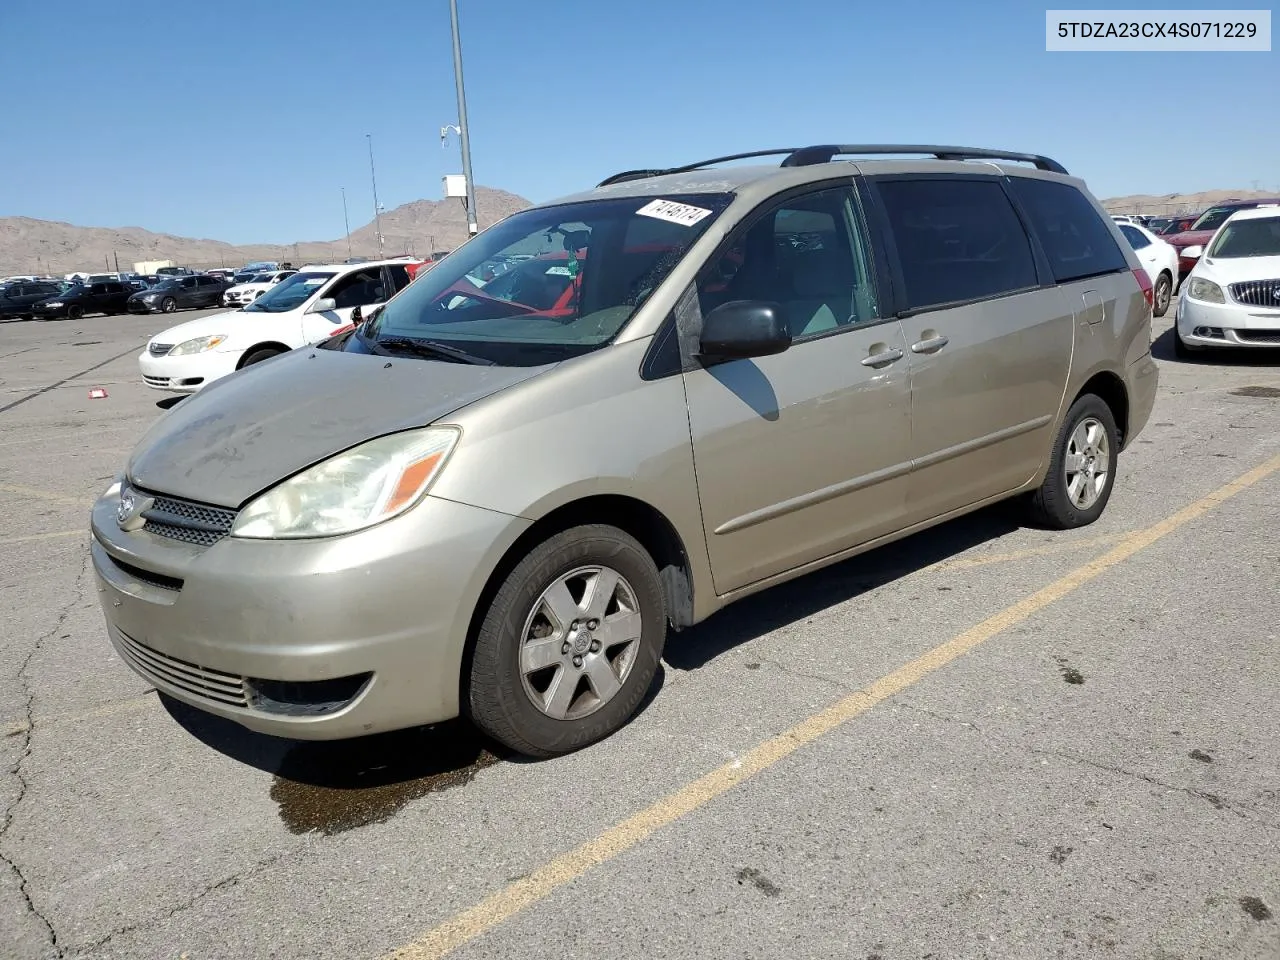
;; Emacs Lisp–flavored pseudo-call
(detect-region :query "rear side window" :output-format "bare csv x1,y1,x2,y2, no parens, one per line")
1119,224,1150,250
1010,179,1128,283
876,179,1038,312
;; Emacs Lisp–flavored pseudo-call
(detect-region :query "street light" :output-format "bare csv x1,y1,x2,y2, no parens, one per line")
366,133,385,257
448,0,479,237
341,186,352,259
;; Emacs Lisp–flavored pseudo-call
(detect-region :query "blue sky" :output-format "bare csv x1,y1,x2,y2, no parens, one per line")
0,0,1275,244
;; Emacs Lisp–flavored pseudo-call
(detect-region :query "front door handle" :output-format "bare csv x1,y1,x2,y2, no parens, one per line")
861,347,904,367
910,335,949,354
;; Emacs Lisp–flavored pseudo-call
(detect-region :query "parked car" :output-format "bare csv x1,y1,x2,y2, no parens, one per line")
1174,207,1280,357
31,280,135,320
91,143,1157,758
155,266,196,277
1163,199,1280,283
222,269,297,307
127,274,232,314
138,259,415,392
0,280,65,320
231,261,279,285
1117,222,1178,317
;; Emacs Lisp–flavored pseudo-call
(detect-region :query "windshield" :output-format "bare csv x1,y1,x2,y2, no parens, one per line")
59,284,85,297
359,194,732,365
244,271,335,312
1206,217,1280,258
151,280,181,291
1191,206,1244,231
248,273,275,283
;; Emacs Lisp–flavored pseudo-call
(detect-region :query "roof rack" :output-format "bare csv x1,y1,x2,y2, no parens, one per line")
596,143,1067,187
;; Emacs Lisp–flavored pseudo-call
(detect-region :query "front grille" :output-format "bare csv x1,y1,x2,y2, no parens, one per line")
1230,280,1280,308
143,375,171,388
115,630,249,708
149,342,172,356
140,493,238,546
1235,329,1280,344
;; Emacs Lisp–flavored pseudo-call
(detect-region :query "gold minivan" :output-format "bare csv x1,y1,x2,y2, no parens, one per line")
90,145,1158,756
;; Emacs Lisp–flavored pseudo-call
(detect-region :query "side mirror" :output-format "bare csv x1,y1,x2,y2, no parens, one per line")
697,300,792,364
307,296,337,313
1181,245,1204,259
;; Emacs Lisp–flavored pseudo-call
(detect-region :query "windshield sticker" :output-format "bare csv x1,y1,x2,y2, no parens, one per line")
636,198,713,227
302,278,326,286
545,266,572,276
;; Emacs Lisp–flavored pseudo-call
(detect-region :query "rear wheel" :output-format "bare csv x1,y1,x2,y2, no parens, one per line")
1027,394,1118,530
1153,271,1172,318
240,347,283,367
467,524,667,758
66,304,83,320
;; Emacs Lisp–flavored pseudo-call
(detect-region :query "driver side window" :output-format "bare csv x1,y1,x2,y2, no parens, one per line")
696,185,880,341
328,268,387,308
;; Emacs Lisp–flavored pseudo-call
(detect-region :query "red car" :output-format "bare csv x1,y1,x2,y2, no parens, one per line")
1163,198,1280,281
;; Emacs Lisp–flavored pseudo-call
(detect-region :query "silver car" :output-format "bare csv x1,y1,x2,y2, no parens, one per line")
90,144,1158,757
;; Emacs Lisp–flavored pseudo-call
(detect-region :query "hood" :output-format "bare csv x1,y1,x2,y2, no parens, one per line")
226,283,265,294
1196,254,1280,285
1165,229,1213,248
126,346,554,507
148,310,245,344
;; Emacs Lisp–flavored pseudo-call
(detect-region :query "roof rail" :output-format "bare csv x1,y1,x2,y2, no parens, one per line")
596,149,798,187
780,144,1068,174
595,144,1067,188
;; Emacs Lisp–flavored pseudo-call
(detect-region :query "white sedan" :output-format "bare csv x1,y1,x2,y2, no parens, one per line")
222,269,296,308
1117,222,1178,318
1174,207,1280,358
139,260,416,393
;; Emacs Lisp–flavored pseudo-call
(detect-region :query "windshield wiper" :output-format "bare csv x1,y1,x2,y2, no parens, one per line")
374,337,495,365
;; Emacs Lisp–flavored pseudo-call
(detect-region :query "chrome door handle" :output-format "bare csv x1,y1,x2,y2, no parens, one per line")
910,335,949,354
861,348,904,367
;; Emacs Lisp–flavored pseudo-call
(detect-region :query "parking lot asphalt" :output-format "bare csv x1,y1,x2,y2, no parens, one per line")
0,305,1277,960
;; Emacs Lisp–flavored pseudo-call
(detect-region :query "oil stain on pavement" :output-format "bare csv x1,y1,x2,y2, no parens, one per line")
1054,656,1085,685
1239,896,1273,921
270,723,500,835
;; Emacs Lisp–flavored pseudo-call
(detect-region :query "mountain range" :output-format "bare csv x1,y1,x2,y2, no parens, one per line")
0,186,531,276
4,185,1277,277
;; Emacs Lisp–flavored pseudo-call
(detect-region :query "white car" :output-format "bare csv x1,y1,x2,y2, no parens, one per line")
1116,222,1178,318
1174,207,1280,358
139,260,417,393
222,269,297,308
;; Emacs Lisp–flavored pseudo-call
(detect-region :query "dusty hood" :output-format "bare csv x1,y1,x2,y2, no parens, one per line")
146,310,246,344
1165,229,1213,249
1197,254,1280,286
127,347,553,507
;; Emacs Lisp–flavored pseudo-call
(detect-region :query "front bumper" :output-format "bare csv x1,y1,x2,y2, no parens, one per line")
31,304,70,319
1176,294,1280,348
127,299,163,314
90,486,530,739
138,348,240,392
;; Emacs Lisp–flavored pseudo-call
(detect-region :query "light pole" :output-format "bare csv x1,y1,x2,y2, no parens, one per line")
341,186,352,259
448,0,479,237
366,133,385,257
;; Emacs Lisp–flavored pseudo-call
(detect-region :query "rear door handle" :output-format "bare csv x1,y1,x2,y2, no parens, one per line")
910,335,949,354
861,348,904,367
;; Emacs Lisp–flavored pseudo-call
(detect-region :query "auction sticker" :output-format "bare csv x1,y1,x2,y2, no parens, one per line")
636,199,713,227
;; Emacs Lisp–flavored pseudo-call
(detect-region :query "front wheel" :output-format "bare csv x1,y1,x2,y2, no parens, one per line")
161,297,176,313
467,524,667,758
1153,271,1173,318
66,304,83,320
1027,395,1118,530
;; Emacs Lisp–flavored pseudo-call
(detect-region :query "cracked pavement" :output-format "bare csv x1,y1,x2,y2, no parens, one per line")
0,309,1278,960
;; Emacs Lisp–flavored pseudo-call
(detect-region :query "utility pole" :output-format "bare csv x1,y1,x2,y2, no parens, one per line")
113,251,120,273
449,0,479,237
341,186,352,258
367,134,385,257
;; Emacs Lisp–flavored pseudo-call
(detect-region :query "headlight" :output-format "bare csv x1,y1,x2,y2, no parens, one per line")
1187,277,1224,303
231,427,460,539
142,293,159,301
43,301,63,308
167,334,227,355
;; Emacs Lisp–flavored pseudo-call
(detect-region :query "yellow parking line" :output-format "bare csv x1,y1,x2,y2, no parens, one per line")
0,529,84,546
0,483,88,506
925,531,1132,573
386,451,1280,960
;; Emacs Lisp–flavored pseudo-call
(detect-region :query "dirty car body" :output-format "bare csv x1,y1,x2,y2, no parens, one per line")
91,145,1157,756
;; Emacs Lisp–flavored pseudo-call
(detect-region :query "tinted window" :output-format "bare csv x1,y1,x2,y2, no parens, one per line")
104,283,124,293
1119,224,1151,249
181,277,197,288
89,283,108,294
877,179,1038,311
327,268,388,308
386,264,411,291
1011,178,1128,283
697,185,879,338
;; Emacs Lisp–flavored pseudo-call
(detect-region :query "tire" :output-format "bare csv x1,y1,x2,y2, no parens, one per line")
1153,271,1173,318
467,524,667,758
1027,394,1119,530
66,305,83,320
161,297,176,313
240,347,282,367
